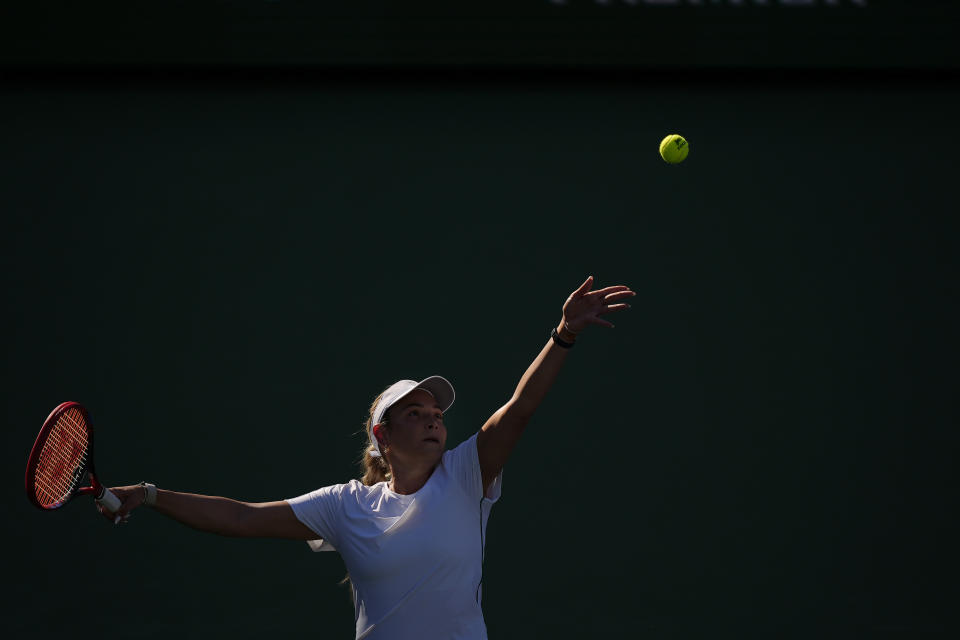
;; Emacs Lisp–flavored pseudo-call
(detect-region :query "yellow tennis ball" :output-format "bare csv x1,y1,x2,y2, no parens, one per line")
659,134,689,164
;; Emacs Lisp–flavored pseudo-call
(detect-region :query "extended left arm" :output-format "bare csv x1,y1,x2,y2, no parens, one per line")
476,276,634,491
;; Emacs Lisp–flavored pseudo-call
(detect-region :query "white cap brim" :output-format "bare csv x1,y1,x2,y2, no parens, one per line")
369,376,455,457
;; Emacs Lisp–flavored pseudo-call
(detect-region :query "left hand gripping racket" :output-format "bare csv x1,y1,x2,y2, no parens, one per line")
25,402,122,514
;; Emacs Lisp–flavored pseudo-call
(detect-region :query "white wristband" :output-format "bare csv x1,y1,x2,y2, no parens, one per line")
139,482,157,507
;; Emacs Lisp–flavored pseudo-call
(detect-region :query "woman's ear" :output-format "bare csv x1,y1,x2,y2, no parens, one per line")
373,423,388,448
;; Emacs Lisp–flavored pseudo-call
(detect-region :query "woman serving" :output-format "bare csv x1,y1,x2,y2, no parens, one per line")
101,275,634,639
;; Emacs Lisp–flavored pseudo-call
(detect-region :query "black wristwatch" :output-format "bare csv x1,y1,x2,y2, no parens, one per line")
550,327,575,349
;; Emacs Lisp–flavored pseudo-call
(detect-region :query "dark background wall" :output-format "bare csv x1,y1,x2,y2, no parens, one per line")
3,1,960,68
3,2,959,639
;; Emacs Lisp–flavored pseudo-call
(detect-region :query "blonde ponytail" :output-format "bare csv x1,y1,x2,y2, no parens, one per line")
358,391,392,486
360,445,391,486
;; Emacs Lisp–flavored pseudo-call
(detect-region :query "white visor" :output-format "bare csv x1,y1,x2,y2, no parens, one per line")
369,375,455,458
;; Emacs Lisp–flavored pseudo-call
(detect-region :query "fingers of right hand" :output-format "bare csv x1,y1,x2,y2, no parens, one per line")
97,485,142,523
97,503,121,523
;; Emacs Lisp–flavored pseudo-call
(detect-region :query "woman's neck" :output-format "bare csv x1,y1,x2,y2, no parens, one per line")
388,460,438,495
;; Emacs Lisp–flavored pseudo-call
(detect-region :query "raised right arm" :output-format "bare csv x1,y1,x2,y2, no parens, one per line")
102,485,317,540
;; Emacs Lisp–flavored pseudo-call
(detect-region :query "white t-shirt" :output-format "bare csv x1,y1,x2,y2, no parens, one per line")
287,432,502,640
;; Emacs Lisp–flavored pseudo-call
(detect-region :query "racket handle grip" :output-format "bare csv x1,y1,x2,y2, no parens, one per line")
96,488,123,513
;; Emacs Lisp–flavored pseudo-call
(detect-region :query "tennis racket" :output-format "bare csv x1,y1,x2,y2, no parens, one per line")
25,402,122,514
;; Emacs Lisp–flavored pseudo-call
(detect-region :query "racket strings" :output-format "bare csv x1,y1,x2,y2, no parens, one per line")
36,419,88,504
33,409,91,507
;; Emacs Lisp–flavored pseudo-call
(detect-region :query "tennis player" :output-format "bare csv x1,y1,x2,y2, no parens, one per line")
102,275,634,639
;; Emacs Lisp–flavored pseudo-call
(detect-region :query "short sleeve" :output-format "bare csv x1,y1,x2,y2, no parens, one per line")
442,432,503,504
286,483,345,552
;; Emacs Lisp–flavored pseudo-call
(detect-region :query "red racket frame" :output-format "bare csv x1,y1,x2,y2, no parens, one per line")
25,401,110,510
